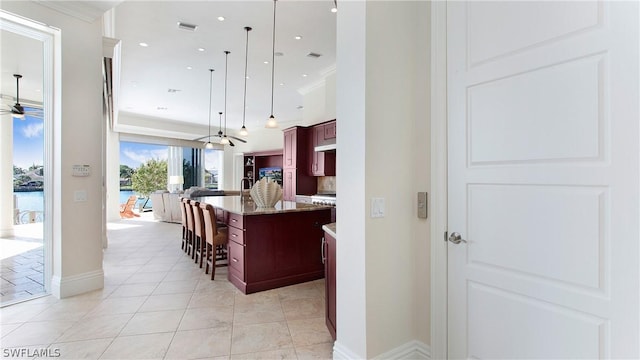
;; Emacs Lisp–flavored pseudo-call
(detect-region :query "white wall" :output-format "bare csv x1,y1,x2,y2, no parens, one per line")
0,2,106,297
336,1,430,358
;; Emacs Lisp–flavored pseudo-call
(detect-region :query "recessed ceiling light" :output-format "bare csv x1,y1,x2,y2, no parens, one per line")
217,16,225,21
264,61,269,64
198,48,205,52
139,42,149,47
331,7,338,13
35,89,41,92
280,83,285,86
246,76,250,79
187,66,193,70
302,74,308,77
295,35,302,40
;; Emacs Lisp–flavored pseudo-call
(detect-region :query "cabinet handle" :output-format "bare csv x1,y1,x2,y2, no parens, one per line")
232,258,239,263
231,219,237,222
321,237,325,264
232,233,238,237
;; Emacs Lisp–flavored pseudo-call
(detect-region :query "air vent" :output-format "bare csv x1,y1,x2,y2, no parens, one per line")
296,105,304,110
306,52,322,58
167,89,181,93
177,22,198,31
275,52,284,57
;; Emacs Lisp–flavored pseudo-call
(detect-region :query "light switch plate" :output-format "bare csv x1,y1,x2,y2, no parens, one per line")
74,190,87,202
371,197,385,218
417,192,428,219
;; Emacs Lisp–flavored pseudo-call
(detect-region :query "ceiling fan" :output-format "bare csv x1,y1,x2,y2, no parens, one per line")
1,74,43,120
193,112,247,146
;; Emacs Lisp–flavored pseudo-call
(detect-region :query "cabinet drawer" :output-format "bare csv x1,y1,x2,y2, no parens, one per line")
228,241,245,281
228,225,245,245
227,212,244,229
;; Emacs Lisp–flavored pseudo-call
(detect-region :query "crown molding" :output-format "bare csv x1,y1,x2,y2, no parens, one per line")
34,1,122,23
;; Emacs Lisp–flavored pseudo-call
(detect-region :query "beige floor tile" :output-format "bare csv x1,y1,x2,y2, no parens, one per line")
99,332,173,359
84,296,147,317
108,283,158,298
55,313,132,342
278,282,323,302
119,309,184,336
0,303,51,324
1,323,22,338
29,300,101,322
138,263,175,273
138,293,192,312
295,342,334,360
230,348,298,360
179,306,233,331
0,320,76,347
233,298,285,326
152,279,199,295
49,338,114,359
231,321,293,355
123,271,168,284
188,290,236,309
281,297,325,321
287,317,333,347
164,327,232,359
162,269,203,282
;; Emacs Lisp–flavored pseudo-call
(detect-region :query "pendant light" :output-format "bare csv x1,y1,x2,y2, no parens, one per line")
220,50,231,145
265,0,278,128
204,69,215,149
239,26,252,137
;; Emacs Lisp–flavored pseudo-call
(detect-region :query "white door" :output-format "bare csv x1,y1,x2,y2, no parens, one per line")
447,1,639,358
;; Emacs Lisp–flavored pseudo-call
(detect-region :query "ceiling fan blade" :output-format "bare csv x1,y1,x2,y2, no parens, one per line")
228,135,247,143
228,139,235,147
193,135,212,141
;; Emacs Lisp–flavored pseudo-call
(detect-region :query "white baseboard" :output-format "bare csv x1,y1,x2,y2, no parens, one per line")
51,269,104,299
0,228,15,237
374,340,431,360
333,340,430,360
333,341,365,360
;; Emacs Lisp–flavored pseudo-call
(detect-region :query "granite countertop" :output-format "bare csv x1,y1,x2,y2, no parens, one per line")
192,195,333,216
322,222,336,238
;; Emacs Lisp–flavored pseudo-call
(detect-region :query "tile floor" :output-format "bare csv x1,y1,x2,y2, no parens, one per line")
0,223,46,304
0,216,333,359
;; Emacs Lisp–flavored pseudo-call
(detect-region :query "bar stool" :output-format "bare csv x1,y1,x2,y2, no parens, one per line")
179,197,189,252
200,203,228,280
183,198,196,258
191,200,206,267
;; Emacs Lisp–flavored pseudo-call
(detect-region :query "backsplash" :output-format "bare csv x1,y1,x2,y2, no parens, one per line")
317,176,336,193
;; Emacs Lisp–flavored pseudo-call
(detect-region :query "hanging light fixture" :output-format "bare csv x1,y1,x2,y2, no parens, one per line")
239,26,252,137
220,50,232,144
204,69,215,149
219,111,230,145
265,0,278,128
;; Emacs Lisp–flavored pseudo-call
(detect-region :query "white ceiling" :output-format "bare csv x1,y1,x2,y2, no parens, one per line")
1,0,337,137
113,0,337,136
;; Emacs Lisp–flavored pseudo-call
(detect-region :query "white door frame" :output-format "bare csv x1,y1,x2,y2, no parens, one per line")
0,10,61,296
429,1,448,358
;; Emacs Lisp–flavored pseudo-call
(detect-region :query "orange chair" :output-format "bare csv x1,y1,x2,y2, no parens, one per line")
119,195,140,218
201,203,228,280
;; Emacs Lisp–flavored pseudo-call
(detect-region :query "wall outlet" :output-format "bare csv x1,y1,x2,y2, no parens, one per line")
371,197,385,218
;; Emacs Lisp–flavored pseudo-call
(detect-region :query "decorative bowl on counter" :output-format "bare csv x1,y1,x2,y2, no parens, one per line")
250,177,283,208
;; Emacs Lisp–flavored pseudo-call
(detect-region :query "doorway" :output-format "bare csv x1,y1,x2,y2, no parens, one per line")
0,11,57,306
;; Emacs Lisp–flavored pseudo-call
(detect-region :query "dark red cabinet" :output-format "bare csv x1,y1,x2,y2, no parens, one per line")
324,231,336,340
309,122,336,176
283,127,316,200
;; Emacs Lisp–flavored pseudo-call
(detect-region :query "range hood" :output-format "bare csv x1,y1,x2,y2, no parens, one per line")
314,143,337,152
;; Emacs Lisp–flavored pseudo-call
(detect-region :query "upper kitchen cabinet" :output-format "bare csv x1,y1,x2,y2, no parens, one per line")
310,121,336,176
282,127,316,200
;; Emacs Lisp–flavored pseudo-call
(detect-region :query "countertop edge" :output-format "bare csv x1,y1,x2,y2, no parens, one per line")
322,223,336,238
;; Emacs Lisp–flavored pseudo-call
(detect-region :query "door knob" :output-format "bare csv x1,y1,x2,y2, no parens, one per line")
448,232,467,244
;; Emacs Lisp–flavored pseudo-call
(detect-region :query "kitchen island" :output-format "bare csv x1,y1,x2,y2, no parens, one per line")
192,196,332,294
